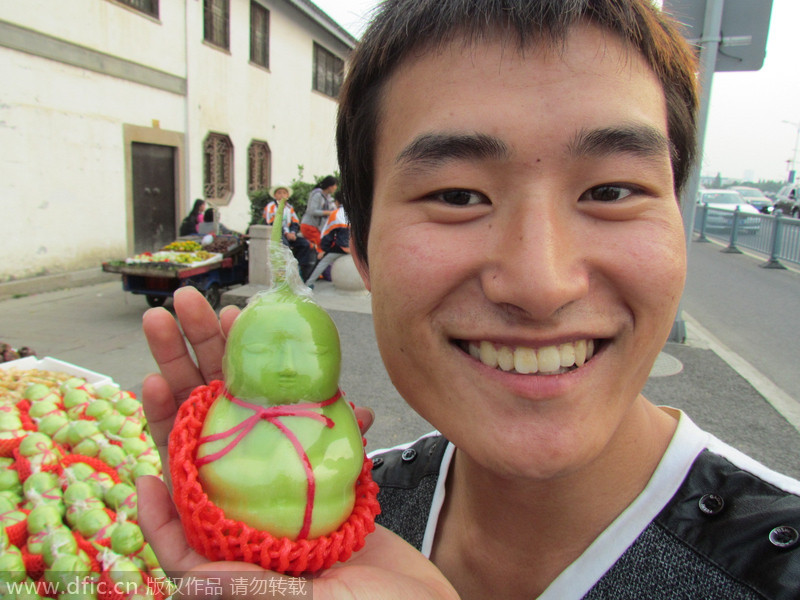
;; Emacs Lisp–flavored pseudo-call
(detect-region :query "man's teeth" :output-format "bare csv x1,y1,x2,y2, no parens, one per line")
467,339,595,374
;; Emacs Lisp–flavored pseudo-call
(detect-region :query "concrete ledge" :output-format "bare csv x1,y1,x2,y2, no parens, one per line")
220,283,271,309
221,280,371,315
331,255,367,292
0,268,117,301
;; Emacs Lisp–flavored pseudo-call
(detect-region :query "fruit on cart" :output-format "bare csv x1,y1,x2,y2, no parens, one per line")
125,249,219,266
161,240,202,252
201,235,241,253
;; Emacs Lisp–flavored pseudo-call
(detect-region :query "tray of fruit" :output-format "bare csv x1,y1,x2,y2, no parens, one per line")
0,357,174,597
0,356,115,390
123,250,221,267
199,234,245,257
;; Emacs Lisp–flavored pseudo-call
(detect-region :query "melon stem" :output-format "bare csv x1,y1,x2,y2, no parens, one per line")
269,198,288,287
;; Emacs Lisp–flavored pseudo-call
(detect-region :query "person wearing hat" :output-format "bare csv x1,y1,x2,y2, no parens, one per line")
264,185,315,281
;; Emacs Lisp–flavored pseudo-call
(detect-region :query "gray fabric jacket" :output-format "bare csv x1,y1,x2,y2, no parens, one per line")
301,188,331,230
371,434,800,599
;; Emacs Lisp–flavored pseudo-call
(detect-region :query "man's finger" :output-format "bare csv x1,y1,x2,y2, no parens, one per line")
136,475,206,579
354,406,375,437
143,304,204,404
172,286,227,385
141,373,177,488
219,304,240,338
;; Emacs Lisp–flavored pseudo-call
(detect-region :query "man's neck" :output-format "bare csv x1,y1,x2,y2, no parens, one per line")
430,400,677,600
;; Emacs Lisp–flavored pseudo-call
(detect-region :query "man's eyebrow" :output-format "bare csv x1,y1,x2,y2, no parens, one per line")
568,124,671,160
395,132,510,172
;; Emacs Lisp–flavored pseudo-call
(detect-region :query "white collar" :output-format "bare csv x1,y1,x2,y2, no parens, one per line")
420,410,710,599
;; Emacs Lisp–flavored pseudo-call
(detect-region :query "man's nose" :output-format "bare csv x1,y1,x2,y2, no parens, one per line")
480,202,590,321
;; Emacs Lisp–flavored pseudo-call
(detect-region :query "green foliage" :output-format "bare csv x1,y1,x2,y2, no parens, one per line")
249,189,271,226
288,166,316,218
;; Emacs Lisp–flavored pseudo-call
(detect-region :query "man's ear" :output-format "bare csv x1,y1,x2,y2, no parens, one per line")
351,244,371,291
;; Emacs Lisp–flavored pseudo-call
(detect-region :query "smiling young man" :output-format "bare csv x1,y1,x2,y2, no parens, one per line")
138,1,800,598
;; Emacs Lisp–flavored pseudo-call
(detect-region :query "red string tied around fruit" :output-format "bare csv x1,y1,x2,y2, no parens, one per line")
170,380,380,575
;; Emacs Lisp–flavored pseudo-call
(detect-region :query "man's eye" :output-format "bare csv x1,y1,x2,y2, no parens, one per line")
433,189,487,206
585,185,636,202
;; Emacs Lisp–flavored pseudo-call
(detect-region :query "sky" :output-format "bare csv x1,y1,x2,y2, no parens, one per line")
312,0,800,184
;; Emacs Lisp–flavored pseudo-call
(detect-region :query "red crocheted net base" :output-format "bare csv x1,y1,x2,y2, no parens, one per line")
169,380,380,576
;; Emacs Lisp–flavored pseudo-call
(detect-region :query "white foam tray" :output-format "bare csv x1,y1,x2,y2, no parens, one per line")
0,356,116,388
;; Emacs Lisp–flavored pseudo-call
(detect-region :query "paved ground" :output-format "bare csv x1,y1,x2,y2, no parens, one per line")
1,273,799,479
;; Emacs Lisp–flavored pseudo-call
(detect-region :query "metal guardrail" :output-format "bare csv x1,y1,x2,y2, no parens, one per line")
693,204,800,268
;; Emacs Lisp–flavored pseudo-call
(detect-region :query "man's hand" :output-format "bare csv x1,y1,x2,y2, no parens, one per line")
138,286,454,599
141,286,237,485
141,286,374,484
137,476,459,600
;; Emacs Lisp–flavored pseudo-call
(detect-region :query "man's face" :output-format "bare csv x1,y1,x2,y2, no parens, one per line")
274,188,290,201
360,25,687,480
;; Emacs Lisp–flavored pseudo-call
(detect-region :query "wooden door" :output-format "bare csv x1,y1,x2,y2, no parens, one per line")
132,142,177,253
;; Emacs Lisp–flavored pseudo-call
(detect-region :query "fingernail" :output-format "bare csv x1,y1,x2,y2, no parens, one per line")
219,305,238,317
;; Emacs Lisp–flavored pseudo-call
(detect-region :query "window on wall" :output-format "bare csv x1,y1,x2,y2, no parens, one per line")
114,0,159,18
248,141,271,193
250,2,270,68
204,133,233,203
204,0,230,50
313,43,344,98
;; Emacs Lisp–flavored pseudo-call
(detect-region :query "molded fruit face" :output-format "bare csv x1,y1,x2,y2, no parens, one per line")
223,293,341,405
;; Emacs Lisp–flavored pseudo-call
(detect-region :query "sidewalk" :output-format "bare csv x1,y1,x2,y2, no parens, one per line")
1,273,799,478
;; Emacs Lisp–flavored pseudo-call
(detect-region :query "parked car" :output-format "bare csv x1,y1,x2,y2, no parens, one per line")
773,183,800,218
696,189,761,233
728,186,773,213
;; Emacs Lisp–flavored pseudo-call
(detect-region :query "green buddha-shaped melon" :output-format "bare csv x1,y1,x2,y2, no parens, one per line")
196,200,363,540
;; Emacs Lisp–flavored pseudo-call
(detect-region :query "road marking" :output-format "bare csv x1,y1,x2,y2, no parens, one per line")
683,311,800,434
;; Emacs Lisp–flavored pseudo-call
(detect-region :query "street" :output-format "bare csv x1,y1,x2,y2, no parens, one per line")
0,280,433,452
681,238,800,402
1,249,799,476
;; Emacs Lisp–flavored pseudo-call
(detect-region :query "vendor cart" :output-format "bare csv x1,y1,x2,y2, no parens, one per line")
102,234,248,309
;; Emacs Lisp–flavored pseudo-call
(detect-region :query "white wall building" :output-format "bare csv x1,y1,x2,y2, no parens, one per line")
1,0,354,281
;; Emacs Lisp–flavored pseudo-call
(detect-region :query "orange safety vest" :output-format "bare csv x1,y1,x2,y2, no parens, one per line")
264,201,300,230
321,206,348,238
